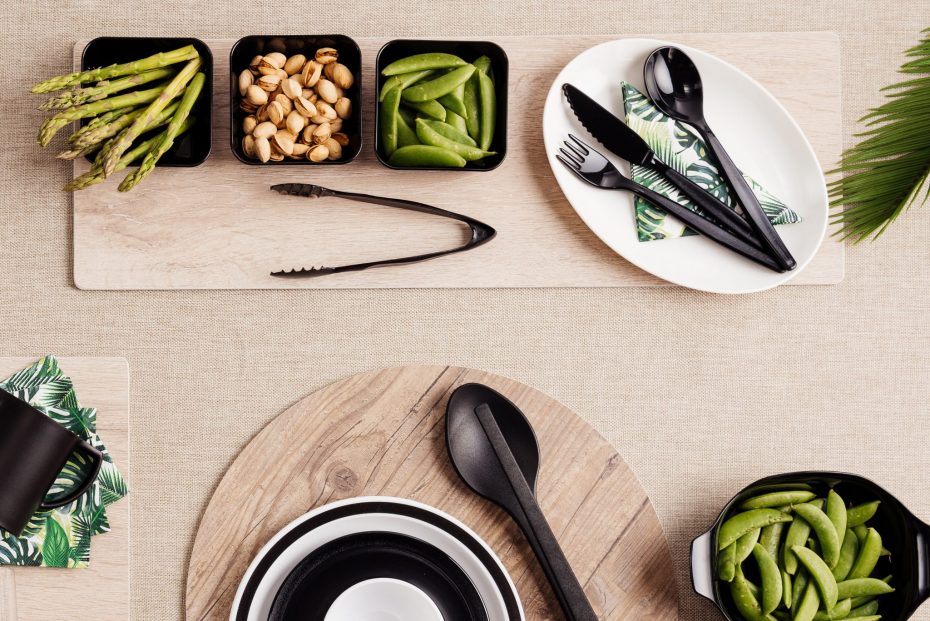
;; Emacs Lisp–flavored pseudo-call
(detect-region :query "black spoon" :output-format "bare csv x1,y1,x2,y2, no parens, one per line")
643,46,797,271
445,383,598,621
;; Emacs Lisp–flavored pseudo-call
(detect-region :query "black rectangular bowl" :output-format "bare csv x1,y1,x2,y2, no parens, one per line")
375,39,508,171
81,37,213,166
229,35,362,165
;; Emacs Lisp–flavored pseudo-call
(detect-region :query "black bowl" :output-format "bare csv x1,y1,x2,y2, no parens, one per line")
375,39,508,171
229,35,362,165
81,37,212,166
692,471,930,621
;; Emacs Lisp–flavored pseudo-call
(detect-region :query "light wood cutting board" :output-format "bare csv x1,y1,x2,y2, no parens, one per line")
72,33,842,290
185,366,677,620
0,358,129,621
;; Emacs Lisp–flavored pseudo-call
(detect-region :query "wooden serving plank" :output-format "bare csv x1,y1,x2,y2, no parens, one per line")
73,33,842,289
185,366,677,620
0,358,129,621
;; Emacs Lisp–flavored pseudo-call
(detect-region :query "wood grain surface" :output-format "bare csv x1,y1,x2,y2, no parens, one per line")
72,33,842,290
185,366,677,620
0,358,129,621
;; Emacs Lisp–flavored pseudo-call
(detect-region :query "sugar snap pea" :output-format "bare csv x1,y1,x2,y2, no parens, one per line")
836,577,895,599
826,490,847,548
421,118,476,147
794,583,820,621
463,72,481,140
730,569,772,621
783,500,823,574
396,112,420,148
387,145,466,168
736,528,761,563
792,546,839,610
752,544,783,614
403,99,446,121
846,501,881,527
849,576,893,607
718,542,737,582
446,111,468,134
415,118,494,161
741,490,816,510
382,52,466,76
792,503,841,568
781,571,792,609
473,54,493,78
402,65,475,103
852,524,868,543
380,69,435,102
380,85,403,157
477,70,496,151
832,528,859,581
813,598,851,620
438,83,468,118
719,509,793,551
847,528,882,580
849,599,880,617
791,570,809,616
759,521,786,560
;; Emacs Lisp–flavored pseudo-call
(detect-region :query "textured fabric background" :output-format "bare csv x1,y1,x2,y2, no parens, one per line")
2,1,929,619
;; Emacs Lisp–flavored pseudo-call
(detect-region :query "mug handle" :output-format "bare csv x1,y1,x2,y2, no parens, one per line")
691,528,717,602
39,440,104,510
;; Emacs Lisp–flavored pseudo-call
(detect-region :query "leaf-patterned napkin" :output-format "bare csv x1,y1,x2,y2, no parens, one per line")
621,83,801,241
0,356,128,568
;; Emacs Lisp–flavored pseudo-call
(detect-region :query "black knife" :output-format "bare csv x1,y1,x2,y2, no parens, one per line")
561,83,762,249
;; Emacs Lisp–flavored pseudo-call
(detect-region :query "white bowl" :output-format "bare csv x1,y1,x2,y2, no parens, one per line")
324,578,444,621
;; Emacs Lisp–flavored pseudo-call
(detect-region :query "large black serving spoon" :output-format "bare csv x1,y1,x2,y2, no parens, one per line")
643,46,797,272
445,383,598,621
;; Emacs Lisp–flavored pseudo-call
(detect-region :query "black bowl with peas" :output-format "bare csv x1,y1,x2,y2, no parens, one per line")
691,472,930,621
375,40,508,171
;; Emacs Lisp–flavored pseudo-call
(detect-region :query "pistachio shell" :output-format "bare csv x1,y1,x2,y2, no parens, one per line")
332,63,354,89
283,54,307,75
253,121,277,140
314,101,337,121
301,124,317,144
334,97,352,119
267,101,285,126
257,74,281,93
332,132,350,146
257,59,279,76
242,134,255,158
272,130,296,156
294,96,317,118
286,110,306,135
329,118,343,133
315,79,339,104
249,55,263,73
311,122,332,144
264,52,286,68
254,136,271,163
301,60,323,87
255,104,269,122
238,69,254,96
269,149,285,161
282,78,303,100
242,115,257,134
274,93,293,115
239,99,258,114
291,142,310,157
307,144,330,162
323,137,342,160
315,47,338,65
245,84,268,106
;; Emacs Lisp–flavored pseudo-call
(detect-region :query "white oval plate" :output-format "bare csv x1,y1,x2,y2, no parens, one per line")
542,38,827,294
230,497,523,621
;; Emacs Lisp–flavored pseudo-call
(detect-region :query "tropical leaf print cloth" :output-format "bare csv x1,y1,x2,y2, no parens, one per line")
621,83,802,241
0,356,128,568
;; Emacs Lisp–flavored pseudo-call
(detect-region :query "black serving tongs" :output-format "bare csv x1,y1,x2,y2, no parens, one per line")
269,184,496,278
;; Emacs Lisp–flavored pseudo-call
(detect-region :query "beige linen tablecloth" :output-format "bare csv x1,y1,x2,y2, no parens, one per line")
2,1,929,619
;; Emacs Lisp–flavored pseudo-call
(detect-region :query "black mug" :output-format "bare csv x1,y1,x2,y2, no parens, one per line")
0,389,103,536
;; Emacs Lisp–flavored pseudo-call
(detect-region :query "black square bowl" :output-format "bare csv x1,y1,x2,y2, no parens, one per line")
81,37,213,166
229,35,362,165
375,39,508,171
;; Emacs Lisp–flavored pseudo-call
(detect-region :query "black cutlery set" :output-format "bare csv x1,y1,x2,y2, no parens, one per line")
559,46,798,273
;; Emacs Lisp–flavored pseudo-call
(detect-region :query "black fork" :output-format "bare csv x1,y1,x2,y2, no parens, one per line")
557,135,784,273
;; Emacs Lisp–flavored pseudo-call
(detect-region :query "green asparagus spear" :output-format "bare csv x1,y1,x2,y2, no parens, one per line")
32,45,199,93
65,117,194,191
69,107,135,141
101,57,201,177
92,99,183,166
39,67,176,111
37,84,167,146
118,73,204,192
59,100,181,160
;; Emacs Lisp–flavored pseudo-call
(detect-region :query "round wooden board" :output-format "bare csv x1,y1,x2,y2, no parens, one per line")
185,366,678,620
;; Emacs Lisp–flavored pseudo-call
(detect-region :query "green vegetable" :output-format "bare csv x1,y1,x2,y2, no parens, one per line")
826,490,847,548
783,500,823,574
846,502,881,527
752,544,782,614
445,111,468,134
730,569,771,621
379,69,434,102
741,491,816,510
477,70,496,151
836,578,895,600
403,99,446,121
380,85,403,156
473,54,493,77
832,528,859,581
794,583,820,621
791,570,809,616
402,65,475,102
735,528,761,563
780,571,792,609
38,67,176,111
381,52,466,76
415,118,494,161
438,83,468,118
848,599,880,617
420,119,476,147
792,546,839,610
396,112,420,148
847,528,882,580
31,44,199,93
719,509,793,551
387,145,466,168
812,598,851,620
759,522,786,560
792,503,840,568
718,543,737,582
463,72,481,141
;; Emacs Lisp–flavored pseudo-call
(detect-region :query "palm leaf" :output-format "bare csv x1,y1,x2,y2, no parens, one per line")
0,356,60,390
0,538,43,566
97,462,129,506
830,28,930,241
40,516,71,568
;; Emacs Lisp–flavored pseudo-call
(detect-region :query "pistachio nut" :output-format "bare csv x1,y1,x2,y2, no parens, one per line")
311,122,332,144
286,110,306,135
254,136,272,163
267,100,285,126
264,52,287,69
242,115,258,134
255,104,269,122
291,142,310,157
249,55,263,74
257,74,281,93
307,144,330,162
282,77,303,100
269,149,285,161
315,101,338,121
275,68,288,81
323,137,342,160
315,47,338,65
332,63,354,89
274,93,293,115
242,134,256,158
257,58,279,76
332,132,350,146
272,130,296,156
301,60,323,88
238,69,254,96
239,99,258,114
283,53,307,75
334,97,352,119
301,124,317,144
329,118,343,133
294,96,317,118
245,84,269,106
253,121,277,140
316,79,339,104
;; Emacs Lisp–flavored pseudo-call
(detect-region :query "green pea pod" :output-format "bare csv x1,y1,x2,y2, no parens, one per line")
813,598,852,620
438,83,468,118
735,528,761,563
783,500,822,574
402,65,475,103
446,111,468,134
740,490,816,510
848,599,880,617
473,54,493,78
477,70,496,151
760,522,786,561
415,118,494,161
403,99,446,121
792,570,809,617
836,577,895,600
852,524,868,543
832,528,860,581
794,583,821,621
379,69,435,102
841,616,881,621
718,543,737,582
751,544,782,614
382,53,466,76
781,571,792,609
730,569,770,621
463,73,481,140
395,112,419,148
720,509,793,551
420,118,476,147
792,546,839,610
826,490,848,548
793,503,841,568
849,575,893,607
379,86,403,157
387,145,466,168
846,502,881,527
847,528,882,579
